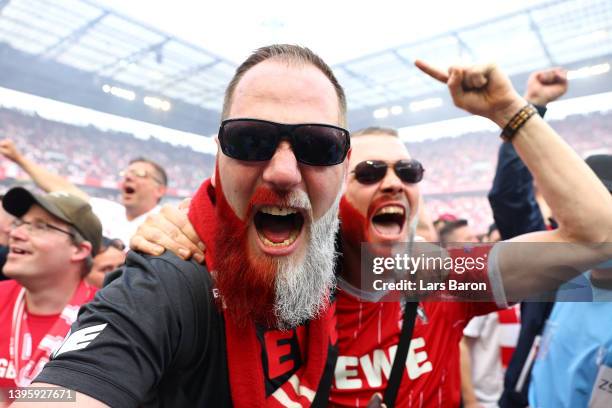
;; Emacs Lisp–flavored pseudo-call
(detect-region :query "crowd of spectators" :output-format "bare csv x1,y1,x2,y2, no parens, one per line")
0,108,215,197
407,111,612,195
1,107,611,234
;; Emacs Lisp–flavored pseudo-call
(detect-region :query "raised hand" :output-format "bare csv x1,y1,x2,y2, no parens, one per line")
524,68,568,106
414,59,527,128
0,139,23,162
130,198,205,263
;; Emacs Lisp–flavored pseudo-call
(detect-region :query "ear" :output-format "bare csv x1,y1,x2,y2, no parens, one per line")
211,140,220,188
341,148,352,192
71,240,93,263
155,184,167,200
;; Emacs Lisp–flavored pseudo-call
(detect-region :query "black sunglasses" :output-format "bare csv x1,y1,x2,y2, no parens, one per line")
218,118,350,166
352,159,425,184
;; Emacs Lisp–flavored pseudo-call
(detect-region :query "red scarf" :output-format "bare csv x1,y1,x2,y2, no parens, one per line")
188,179,337,407
9,280,95,386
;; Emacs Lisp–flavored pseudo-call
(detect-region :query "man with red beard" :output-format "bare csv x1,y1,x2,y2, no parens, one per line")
126,60,612,408
24,44,349,408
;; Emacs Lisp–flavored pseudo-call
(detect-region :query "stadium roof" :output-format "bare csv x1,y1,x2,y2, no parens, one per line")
334,0,612,110
0,0,237,111
0,0,610,115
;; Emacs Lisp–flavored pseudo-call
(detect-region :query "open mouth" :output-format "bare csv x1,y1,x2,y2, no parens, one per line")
370,205,406,237
254,205,305,249
10,247,32,256
124,186,136,194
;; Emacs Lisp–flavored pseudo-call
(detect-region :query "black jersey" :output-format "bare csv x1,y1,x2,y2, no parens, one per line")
36,251,334,407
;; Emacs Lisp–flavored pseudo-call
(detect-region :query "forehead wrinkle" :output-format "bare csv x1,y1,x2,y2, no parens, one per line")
228,61,340,125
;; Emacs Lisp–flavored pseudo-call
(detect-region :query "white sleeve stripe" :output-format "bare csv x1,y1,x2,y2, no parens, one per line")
488,243,509,308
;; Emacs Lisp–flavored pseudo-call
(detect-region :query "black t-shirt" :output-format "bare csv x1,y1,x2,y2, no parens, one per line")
37,250,332,407
36,251,231,407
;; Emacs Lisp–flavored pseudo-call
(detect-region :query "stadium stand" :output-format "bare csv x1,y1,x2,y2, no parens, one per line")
2,107,610,233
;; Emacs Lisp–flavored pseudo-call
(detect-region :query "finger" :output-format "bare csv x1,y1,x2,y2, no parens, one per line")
129,234,165,256
447,67,465,106
414,59,449,83
463,66,488,90
160,205,203,254
536,70,557,84
178,197,191,211
366,393,383,408
135,223,193,260
464,63,493,90
150,212,202,258
193,252,205,265
554,68,568,84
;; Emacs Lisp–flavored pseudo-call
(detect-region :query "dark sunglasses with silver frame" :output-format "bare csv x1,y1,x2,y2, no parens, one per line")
352,159,425,185
218,118,351,166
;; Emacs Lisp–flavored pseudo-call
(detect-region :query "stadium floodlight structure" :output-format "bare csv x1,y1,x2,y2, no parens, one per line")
0,0,236,115
0,0,611,134
331,0,612,130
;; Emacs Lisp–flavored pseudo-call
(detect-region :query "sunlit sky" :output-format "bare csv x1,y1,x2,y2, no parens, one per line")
95,0,551,64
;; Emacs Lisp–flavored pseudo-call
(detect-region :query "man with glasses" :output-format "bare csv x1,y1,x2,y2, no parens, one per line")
0,140,167,246
0,194,15,280
27,44,349,408
24,46,612,408
0,187,101,394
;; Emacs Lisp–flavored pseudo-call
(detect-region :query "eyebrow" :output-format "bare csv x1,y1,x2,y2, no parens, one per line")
25,216,66,228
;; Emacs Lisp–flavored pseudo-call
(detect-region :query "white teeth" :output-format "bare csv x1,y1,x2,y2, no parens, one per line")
258,229,299,248
12,248,27,254
260,206,298,216
375,206,405,216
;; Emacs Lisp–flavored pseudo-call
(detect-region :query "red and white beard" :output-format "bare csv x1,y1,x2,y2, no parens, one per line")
214,172,340,330
339,196,368,250
339,195,417,255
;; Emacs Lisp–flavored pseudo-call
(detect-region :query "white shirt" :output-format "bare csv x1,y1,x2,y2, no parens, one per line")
89,197,160,247
463,305,521,408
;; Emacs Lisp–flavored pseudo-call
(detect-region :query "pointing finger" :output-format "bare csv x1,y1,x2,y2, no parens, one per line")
415,59,449,83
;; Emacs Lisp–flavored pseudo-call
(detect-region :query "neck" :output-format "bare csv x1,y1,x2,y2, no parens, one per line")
22,275,81,315
125,204,152,221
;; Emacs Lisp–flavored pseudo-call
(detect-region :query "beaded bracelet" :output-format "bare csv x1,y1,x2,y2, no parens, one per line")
500,104,538,141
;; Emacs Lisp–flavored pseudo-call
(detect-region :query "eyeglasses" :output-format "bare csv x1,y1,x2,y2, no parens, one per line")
218,118,351,166
119,169,164,185
352,159,425,184
11,218,74,238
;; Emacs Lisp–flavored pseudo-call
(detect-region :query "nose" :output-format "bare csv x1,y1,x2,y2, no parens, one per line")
9,222,28,241
261,141,302,192
380,166,403,195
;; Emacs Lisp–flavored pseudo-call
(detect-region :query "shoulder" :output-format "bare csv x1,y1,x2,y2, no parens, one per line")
125,250,213,289
89,197,124,213
101,250,216,316
0,279,20,298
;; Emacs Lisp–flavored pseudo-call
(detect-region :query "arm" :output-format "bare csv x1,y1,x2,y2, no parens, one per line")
415,60,612,300
488,141,546,240
460,337,483,408
488,68,568,239
0,139,89,201
25,252,206,407
9,385,107,408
